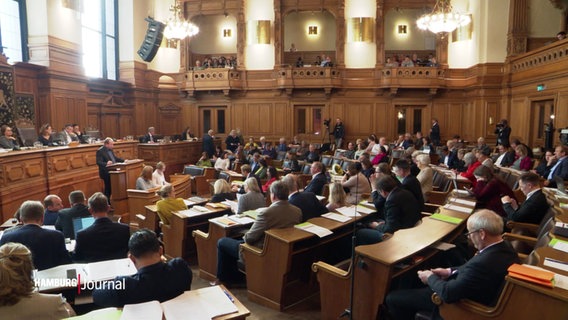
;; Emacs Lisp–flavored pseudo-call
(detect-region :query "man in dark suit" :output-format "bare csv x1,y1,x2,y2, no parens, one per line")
494,144,516,167
356,176,421,245
93,229,192,307
43,194,63,226
386,209,520,319
501,172,550,224
494,119,511,147
304,161,328,196
0,200,71,270
394,159,424,210
216,181,302,284
544,145,568,188
429,118,441,146
55,190,90,239
142,126,156,143
305,144,320,163
73,192,130,262
283,174,328,221
440,141,459,169
202,129,215,158
96,137,124,199
234,164,262,195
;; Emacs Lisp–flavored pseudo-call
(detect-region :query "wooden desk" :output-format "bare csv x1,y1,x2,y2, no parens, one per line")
215,285,251,320
160,205,228,260
0,141,138,222
193,217,253,281
109,159,144,217
240,214,369,311
138,141,213,180
1,217,20,229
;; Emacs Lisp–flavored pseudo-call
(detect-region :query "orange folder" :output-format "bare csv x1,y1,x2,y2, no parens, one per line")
507,263,555,288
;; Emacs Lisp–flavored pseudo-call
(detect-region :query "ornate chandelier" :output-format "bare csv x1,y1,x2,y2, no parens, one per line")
416,0,471,34
164,1,199,41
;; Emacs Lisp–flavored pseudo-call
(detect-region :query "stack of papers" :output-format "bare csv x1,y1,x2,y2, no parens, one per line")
429,213,464,225
448,197,476,207
295,222,333,238
443,203,474,214
221,200,238,213
210,215,255,227
322,212,351,223
549,239,568,253
335,206,361,217
179,206,212,217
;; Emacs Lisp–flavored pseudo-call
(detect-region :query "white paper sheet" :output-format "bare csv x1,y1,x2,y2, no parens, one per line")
121,301,162,320
322,212,351,223
295,222,333,238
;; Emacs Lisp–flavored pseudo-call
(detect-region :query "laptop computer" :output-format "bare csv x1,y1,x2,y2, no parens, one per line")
72,216,95,239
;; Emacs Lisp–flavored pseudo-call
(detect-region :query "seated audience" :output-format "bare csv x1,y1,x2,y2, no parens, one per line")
421,136,434,154
501,172,550,224
93,229,192,307
244,137,259,153
155,185,186,225
511,138,533,158
475,147,494,170
136,165,157,190
282,151,301,173
326,182,347,212
225,130,240,153
262,166,278,193
211,179,237,203
305,144,320,163
195,152,212,167
0,243,75,319
394,159,425,210
415,154,433,202
43,194,63,226
544,145,568,187
360,157,374,178
385,210,519,320
342,162,372,204
181,126,194,140
37,123,55,146
494,144,516,167
414,132,424,150
370,163,396,216
459,152,481,187
284,175,328,221
468,165,515,217
253,158,268,179
533,148,556,178
262,143,277,159
356,176,421,245
400,55,414,67
384,57,399,68
142,127,156,143
342,141,356,160
365,134,378,153
276,137,288,152
55,190,90,239
237,177,266,215
0,201,71,270
234,164,263,194
303,161,327,196
371,145,388,166
73,192,130,262
72,124,86,144
511,144,531,171
215,181,301,284
152,161,168,186
214,151,230,171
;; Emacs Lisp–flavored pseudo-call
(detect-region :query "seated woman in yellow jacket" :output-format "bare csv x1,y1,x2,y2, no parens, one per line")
156,184,186,225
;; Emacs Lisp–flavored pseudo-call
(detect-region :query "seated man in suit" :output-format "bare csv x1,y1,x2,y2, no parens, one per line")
73,192,130,262
501,172,550,224
394,159,424,210
93,229,192,307
55,191,90,239
142,126,156,143
215,181,302,284
283,174,328,221
43,194,63,226
356,176,421,245
0,200,71,270
233,164,262,195
59,124,79,145
385,209,519,320
303,161,328,196
544,145,568,188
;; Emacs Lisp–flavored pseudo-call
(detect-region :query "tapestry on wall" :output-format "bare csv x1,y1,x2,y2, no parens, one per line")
0,69,15,126
15,94,35,123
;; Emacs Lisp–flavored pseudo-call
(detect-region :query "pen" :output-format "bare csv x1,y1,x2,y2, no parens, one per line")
223,289,235,303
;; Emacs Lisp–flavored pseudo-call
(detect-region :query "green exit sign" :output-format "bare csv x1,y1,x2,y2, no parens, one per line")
537,84,546,91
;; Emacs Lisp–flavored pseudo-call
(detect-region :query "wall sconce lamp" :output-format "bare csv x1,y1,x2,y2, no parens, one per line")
308,25,318,35
247,20,271,44
398,25,408,34
348,17,375,42
223,29,232,37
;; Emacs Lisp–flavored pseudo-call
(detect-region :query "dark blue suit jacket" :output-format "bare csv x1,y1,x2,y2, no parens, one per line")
304,173,327,196
202,134,215,158
0,224,71,270
73,217,130,262
401,175,425,209
55,204,91,239
374,187,421,237
289,191,329,222
96,146,124,180
93,258,192,307
547,157,568,187
504,189,549,224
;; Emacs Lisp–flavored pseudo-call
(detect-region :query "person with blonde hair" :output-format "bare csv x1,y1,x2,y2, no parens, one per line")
415,154,433,202
211,179,236,203
156,185,186,225
237,177,266,215
136,165,157,190
327,182,347,211
152,161,168,186
0,242,75,319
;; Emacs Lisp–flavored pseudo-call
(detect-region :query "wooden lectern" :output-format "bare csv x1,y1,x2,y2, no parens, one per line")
108,159,144,218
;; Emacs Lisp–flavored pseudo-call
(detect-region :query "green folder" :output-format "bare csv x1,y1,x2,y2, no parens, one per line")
430,213,463,225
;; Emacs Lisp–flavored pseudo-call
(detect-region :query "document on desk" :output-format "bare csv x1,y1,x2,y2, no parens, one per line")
335,206,361,217
162,286,238,320
295,222,333,238
549,238,568,253
179,206,213,217
429,213,464,225
544,257,568,273
228,215,255,224
443,204,473,214
448,197,476,207
222,200,238,213
121,301,162,320
322,212,351,223
65,307,122,319
356,205,375,214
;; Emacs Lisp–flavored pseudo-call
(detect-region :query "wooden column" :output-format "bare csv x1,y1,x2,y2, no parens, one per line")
335,0,346,68
375,0,385,67
506,0,529,57
274,0,282,66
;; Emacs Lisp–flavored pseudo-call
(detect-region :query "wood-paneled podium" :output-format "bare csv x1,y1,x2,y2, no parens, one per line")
108,159,144,217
